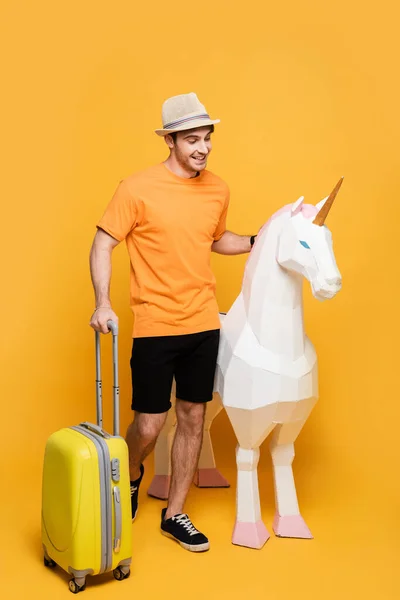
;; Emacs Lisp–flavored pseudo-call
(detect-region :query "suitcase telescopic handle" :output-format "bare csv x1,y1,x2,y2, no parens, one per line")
95,320,120,436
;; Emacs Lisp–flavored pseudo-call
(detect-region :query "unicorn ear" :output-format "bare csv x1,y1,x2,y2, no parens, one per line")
291,196,304,216
315,196,329,212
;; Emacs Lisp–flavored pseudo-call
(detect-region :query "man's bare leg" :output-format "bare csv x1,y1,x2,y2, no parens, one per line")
126,411,168,481
165,400,206,519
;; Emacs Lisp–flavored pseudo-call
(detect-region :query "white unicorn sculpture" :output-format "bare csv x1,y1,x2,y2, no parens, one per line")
148,178,343,549
216,177,343,548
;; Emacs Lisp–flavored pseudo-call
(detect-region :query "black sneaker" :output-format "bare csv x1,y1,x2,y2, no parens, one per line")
160,508,210,552
130,464,144,522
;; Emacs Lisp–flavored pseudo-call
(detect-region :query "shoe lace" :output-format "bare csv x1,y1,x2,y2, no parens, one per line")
172,514,200,536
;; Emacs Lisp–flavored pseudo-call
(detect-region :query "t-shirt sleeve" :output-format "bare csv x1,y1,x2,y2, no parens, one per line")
213,187,230,241
97,180,137,241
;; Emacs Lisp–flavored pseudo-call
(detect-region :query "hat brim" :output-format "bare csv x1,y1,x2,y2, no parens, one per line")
155,118,220,137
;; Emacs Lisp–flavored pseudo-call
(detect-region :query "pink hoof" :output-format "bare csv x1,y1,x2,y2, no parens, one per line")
232,520,270,549
147,475,170,500
273,513,313,539
194,468,230,488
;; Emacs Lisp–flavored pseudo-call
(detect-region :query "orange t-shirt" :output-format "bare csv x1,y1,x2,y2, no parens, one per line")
97,163,230,338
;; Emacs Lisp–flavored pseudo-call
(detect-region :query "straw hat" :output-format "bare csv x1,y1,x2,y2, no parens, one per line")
155,92,220,136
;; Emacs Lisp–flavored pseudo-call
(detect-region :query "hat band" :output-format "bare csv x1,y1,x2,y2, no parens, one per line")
163,113,210,130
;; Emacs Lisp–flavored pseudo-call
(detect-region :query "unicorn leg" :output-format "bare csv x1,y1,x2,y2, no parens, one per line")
269,420,313,538
147,398,177,500
232,446,270,549
194,394,230,488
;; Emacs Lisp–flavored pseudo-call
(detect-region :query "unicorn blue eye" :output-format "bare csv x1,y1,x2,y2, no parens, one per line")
299,240,311,249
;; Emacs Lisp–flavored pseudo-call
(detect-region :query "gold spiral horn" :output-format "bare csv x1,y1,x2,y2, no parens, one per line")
313,176,344,226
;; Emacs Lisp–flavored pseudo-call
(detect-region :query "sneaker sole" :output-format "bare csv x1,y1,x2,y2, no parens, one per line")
161,530,210,552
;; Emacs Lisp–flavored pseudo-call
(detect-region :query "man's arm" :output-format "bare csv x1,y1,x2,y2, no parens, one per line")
211,230,254,255
89,228,120,334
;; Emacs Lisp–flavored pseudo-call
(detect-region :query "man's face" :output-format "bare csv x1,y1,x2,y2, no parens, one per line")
168,126,213,174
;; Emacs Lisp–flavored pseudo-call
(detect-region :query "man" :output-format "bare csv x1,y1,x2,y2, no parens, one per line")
89,92,257,552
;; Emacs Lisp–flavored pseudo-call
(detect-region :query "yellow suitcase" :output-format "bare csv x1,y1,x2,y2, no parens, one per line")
41,321,132,594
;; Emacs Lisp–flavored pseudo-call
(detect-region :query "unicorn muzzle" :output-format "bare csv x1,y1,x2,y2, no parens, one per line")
312,274,342,300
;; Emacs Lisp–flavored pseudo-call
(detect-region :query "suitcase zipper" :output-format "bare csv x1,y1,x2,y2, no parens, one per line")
71,425,113,574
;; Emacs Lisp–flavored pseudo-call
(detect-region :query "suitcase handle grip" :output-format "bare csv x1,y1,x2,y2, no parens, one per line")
80,422,111,439
113,486,122,553
107,320,119,336
95,320,120,436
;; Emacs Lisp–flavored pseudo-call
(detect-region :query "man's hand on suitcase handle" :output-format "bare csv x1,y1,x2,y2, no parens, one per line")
90,307,119,334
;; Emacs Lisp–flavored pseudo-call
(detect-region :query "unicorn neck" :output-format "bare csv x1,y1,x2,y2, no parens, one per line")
242,216,305,360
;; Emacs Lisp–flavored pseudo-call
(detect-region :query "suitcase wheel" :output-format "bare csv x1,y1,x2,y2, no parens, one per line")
43,557,56,568
68,579,86,594
113,566,131,581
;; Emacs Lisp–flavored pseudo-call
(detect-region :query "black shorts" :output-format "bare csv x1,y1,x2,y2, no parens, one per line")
130,329,220,414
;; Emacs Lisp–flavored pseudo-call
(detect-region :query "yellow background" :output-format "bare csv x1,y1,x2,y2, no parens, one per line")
1,0,398,598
